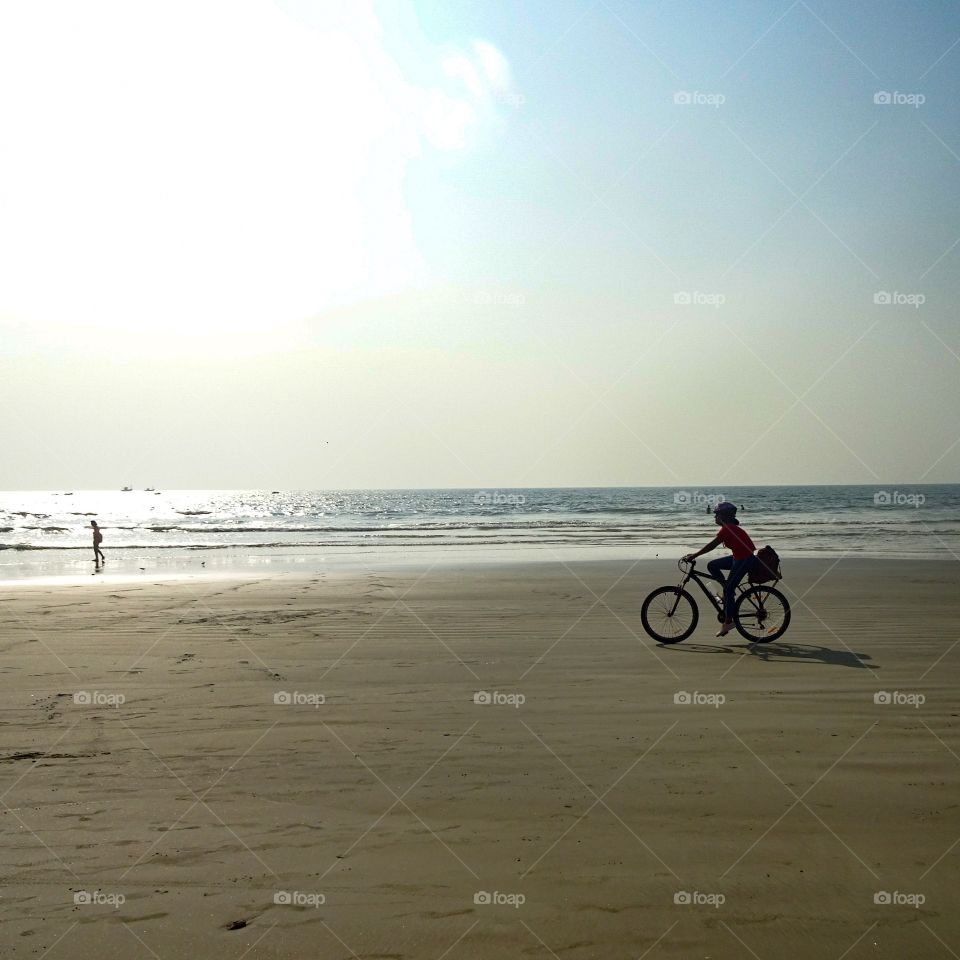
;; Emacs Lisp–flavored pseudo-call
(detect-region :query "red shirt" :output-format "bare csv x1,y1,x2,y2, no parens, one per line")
717,523,755,560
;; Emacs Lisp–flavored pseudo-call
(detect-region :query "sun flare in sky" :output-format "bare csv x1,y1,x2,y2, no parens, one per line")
0,0,517,343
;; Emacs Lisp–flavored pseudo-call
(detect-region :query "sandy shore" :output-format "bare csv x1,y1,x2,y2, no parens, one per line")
0,558,958,958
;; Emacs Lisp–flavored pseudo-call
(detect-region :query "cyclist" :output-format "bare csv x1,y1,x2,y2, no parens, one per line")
683,501,756,637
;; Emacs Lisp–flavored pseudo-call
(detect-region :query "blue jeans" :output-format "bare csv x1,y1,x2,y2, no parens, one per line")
707,555,757,621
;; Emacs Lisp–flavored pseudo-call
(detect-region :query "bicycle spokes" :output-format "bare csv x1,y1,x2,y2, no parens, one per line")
734,586,790,641
641,587,699,643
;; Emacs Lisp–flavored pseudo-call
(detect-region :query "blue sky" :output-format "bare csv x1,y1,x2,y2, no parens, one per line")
401,0,960,295
1,0,958,487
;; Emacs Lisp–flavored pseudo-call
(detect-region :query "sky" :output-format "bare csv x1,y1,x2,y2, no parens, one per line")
1,0,958,489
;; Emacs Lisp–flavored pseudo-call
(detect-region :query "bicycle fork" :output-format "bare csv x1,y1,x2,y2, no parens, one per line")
669,579,690,616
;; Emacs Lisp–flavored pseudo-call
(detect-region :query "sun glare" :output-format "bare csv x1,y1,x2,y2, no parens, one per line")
0,0,517,345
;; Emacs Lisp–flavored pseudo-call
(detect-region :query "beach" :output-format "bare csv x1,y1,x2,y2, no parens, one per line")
1,557,958,958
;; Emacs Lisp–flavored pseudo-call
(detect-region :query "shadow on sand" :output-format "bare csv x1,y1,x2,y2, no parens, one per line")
659,640,876,670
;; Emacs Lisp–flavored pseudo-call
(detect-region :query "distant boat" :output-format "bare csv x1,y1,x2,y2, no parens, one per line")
144,487,156,492
121,486,133,492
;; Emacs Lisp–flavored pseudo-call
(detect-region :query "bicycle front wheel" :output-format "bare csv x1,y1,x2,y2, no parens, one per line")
734,585,790,642
641,587,699,643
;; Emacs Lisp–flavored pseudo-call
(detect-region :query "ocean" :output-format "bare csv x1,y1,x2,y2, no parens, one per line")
0,486,956,580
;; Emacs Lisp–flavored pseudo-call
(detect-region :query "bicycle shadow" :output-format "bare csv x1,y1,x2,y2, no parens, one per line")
658,640,877,670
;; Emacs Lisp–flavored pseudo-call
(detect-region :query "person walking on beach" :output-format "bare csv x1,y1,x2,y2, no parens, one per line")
683,501,755,637
91,520,105,565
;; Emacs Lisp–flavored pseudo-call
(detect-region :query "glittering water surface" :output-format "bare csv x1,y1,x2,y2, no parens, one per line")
0,486,955,563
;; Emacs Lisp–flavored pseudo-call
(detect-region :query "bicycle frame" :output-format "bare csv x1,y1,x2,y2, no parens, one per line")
642,558,790,644
670,559,751,617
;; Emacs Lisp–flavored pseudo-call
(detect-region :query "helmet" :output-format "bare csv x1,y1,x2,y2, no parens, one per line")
713,501,737,518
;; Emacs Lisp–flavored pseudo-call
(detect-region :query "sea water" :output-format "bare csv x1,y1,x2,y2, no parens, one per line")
0,485,955,580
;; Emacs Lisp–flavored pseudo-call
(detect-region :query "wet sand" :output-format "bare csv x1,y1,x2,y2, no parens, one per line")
0,558,958,958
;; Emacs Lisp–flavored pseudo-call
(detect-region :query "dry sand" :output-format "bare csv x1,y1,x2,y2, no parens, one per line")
0,558,958,958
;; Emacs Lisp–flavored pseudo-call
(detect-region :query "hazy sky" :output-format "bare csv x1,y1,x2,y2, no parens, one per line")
1,0,958,489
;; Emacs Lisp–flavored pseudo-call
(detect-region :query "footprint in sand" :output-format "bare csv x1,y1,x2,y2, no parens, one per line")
236,660,284,681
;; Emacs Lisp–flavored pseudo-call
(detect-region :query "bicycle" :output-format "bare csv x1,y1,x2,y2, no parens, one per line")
641,558,791,644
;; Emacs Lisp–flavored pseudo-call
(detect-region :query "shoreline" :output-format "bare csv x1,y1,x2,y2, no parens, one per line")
1,542,955,586
3,487,957,572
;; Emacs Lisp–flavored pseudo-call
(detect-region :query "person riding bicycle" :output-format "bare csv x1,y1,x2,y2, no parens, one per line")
683,501,756,637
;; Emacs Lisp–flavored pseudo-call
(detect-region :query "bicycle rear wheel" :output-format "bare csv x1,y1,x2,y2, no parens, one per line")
734,585,790,642
641,587,699,643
